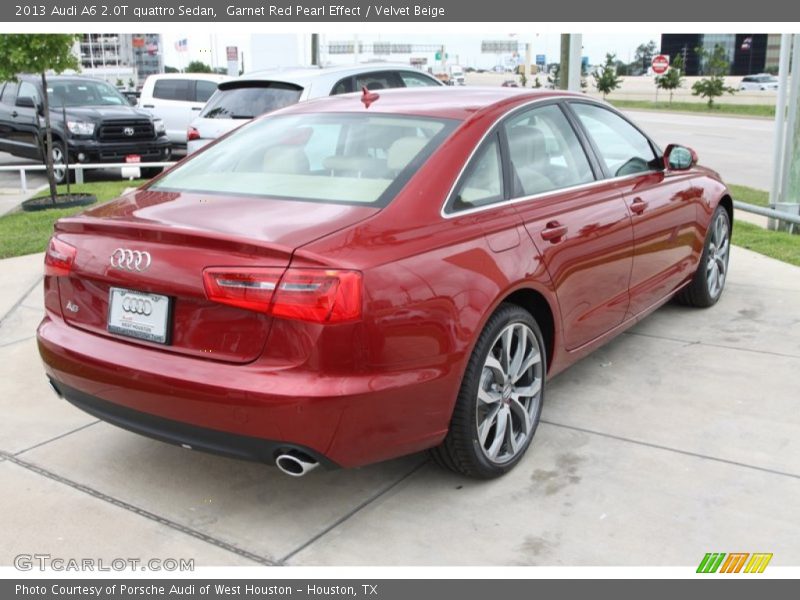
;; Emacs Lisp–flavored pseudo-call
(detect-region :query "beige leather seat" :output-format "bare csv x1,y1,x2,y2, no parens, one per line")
386,136,429,173
262,145,310,174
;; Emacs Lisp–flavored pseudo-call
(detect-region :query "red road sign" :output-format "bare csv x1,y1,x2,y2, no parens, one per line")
652,54,670,75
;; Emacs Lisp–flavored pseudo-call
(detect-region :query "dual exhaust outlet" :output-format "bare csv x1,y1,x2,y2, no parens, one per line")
275,450,319,477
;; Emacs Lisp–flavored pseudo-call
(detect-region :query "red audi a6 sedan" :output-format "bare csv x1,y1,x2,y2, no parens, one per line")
37,87,732,479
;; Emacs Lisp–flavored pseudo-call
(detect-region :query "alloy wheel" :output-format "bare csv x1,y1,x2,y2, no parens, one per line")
475,322,543,464
706,211,730,299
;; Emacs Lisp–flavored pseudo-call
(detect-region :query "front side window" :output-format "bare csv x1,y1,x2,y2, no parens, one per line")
17,81,40,105
398,71,439,87
354,71,403,91
570,103,658,178
151,113,456,206
199,82,303,119
504,104,594,197
451,135,504,211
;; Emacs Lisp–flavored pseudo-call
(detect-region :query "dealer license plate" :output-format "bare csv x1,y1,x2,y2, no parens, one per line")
108,287,171,344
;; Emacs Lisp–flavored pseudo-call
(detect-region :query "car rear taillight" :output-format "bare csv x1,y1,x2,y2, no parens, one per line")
44,237,76,277
203,268,362,323
187,127,200,141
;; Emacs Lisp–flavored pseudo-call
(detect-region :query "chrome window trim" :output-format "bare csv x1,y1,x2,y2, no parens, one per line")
441,172,647,219
439,95,659,220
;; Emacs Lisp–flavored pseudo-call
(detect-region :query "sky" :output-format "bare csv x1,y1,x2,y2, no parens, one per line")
161,32,664,72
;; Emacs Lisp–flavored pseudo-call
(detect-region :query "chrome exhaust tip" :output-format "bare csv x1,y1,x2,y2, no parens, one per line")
275,451,319,477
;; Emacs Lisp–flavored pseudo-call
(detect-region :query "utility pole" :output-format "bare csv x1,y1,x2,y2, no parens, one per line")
559,34,570,91
311,33,319,66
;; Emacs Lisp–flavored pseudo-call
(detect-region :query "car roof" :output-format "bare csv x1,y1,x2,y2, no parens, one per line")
144,73,230,82
228,63,438,87
278,86,585,121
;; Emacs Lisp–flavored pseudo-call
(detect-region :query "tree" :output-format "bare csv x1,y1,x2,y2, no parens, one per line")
593,53,623,99
0,34,79,202
655,53,685,104
164,65,180,73
632,40,658,75
692,44,736,108
185,61,213,73
115,78,124,87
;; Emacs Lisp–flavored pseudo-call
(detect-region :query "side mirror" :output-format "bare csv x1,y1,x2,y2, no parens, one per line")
664,144,697,171
15,96,36,109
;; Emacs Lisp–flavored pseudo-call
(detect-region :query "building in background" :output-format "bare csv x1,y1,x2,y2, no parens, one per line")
660,33,782,76
75,34,163,88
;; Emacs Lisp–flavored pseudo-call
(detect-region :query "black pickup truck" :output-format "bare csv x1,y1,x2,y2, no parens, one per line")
0,75,171,183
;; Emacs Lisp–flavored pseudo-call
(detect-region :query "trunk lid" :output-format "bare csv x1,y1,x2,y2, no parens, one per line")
55,188,377,363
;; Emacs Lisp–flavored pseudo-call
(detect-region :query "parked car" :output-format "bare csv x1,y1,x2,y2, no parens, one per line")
38,88,732,479
138,73,229,152
501,80,519,87
738,74,779,91
186,64,442,153
0,75,170,183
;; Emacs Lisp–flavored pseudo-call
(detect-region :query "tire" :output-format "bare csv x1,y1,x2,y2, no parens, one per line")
141,166,164,179
676,205,731,307
430,303,546,479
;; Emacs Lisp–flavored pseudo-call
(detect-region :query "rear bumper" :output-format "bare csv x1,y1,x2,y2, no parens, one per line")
37,314,455,468
49,379,336,467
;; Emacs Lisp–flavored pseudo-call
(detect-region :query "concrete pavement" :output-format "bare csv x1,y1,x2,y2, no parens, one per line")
0,248,798,566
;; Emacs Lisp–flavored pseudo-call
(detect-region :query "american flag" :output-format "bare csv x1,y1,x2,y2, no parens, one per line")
175,38,188,52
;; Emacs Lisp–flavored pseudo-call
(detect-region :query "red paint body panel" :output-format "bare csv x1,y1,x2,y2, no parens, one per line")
37,88,731,469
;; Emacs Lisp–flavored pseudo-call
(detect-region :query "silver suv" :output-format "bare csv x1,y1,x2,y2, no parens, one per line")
186,64,443,153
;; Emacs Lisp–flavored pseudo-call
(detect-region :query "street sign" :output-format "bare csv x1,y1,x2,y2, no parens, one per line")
226,46,238,61
651,54,670,75
535,54,546,65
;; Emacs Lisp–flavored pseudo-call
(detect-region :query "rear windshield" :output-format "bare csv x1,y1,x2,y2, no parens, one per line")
151,112,458,206
199,82,303,119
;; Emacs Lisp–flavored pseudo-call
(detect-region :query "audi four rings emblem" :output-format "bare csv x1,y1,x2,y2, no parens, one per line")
110,248,152,272
122,297,153,316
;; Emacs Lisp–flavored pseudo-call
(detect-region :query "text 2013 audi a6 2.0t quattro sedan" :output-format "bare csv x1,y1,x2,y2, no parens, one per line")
37,88,732,479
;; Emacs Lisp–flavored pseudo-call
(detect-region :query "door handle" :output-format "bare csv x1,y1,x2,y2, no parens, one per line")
142,104,155,108
630,197,648,214
191,107,202,111
540,221,568,242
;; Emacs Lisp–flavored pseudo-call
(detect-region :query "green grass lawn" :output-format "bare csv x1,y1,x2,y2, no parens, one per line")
728,184,770,208
0,180,144,259
609,99,775,118
727,185,800,267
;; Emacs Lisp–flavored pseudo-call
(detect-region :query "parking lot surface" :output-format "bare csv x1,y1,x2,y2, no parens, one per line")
1,246,798,566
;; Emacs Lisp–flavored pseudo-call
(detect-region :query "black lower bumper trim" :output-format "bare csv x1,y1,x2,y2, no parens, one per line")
49,379,337,468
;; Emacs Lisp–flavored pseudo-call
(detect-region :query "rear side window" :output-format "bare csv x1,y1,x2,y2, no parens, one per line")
151,113,457,206
570,103,658,178
199,82,303,119
153,79,192,101
195,80,218,102
504,104,594,197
